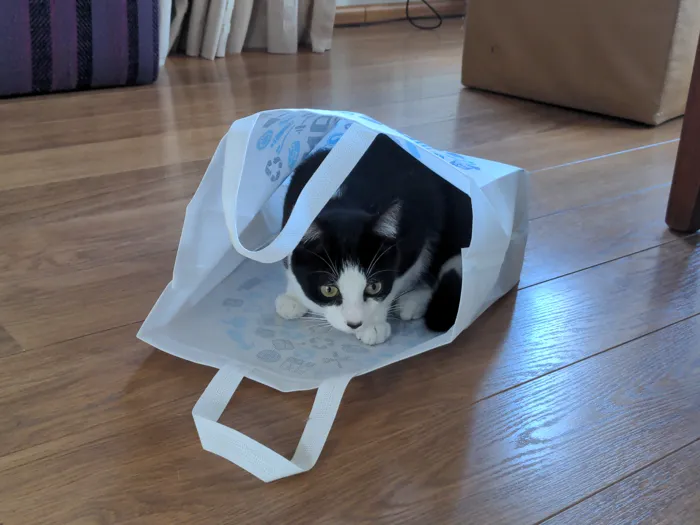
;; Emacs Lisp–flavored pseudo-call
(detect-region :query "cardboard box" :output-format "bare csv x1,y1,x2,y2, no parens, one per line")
462,0,700,125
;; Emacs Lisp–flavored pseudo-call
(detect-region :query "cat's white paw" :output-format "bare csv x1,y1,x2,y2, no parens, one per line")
275,294,308,320
356,321,392,345
398,288,432,321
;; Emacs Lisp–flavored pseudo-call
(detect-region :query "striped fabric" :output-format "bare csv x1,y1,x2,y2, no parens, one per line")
0,0,159,97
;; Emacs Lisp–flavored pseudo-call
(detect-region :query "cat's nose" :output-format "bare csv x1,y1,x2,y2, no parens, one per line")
347,321,363,330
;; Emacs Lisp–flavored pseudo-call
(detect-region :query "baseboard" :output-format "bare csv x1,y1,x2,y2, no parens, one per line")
335,0,465,26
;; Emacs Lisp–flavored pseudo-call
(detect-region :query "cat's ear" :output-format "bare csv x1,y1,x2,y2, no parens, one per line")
373,201,401,239
301,221,322,244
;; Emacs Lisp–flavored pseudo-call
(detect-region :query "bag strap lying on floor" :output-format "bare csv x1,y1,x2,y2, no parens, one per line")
192,364,352,482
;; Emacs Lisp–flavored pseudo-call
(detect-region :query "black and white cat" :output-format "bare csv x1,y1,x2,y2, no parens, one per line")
275,133,472,345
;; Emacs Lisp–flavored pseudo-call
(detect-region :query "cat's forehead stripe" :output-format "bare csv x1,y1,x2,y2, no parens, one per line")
337,263,367,295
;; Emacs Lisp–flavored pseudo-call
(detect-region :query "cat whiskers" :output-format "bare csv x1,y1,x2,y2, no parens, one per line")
386,311,402,322
302,322,333,330
367,242,396,277
386,287,425,320
300,316,334,333
322,246,340,279
301,247,339,279
386,304,403,320
392,287,422,303
301,313,326,322
301,313,331,325
367,268,394,282
309,270,337,279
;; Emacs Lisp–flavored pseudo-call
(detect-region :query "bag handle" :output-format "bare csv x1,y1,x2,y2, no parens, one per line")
192,364,352,482
224,124,379,263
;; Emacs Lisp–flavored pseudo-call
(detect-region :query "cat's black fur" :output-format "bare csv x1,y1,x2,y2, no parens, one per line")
282,133,472,332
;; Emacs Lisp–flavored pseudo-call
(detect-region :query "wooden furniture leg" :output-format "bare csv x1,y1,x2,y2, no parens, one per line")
666,35,700,233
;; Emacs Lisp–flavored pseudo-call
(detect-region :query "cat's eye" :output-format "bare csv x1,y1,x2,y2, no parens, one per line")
320,285,339,298
365,282,382,295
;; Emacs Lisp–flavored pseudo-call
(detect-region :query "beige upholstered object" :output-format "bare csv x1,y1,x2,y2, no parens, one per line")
462,0,700,125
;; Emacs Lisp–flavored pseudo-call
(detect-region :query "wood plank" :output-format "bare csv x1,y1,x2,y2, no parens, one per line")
0,325,22,358
0,66,465,155
459,119,682,172
303,315,700,525
0,164,198,351
4,90,658,192
0,126,224,191
0,250,175,349
520,142,681,287
1,64,681,191
545,439,700,525
0,161,204,229
522,185,677,287
2,236,698,472
1,309,698,524
446,236,699,399
0,116,674,229
529,140,678,219
0,89,580,190
0,201,186,284
320,236,700,412
0,325,210,460
393,106,682,173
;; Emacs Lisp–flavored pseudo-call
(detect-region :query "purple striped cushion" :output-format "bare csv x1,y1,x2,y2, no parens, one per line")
0,0,159,97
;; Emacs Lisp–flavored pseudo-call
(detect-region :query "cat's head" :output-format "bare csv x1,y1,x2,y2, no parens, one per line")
288,203,401,333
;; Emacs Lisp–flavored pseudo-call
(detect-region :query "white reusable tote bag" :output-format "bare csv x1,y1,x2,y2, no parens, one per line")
138,109,528,482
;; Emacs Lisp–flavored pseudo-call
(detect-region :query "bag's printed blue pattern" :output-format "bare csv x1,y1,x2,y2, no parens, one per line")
252,110,480,191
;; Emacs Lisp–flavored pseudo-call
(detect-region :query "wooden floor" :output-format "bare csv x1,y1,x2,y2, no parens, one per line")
1,20,699,524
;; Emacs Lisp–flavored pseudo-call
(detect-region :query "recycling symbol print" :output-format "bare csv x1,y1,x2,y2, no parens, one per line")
265,156,283,181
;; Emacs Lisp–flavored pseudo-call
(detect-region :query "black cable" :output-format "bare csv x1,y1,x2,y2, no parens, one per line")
406,0,443,30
